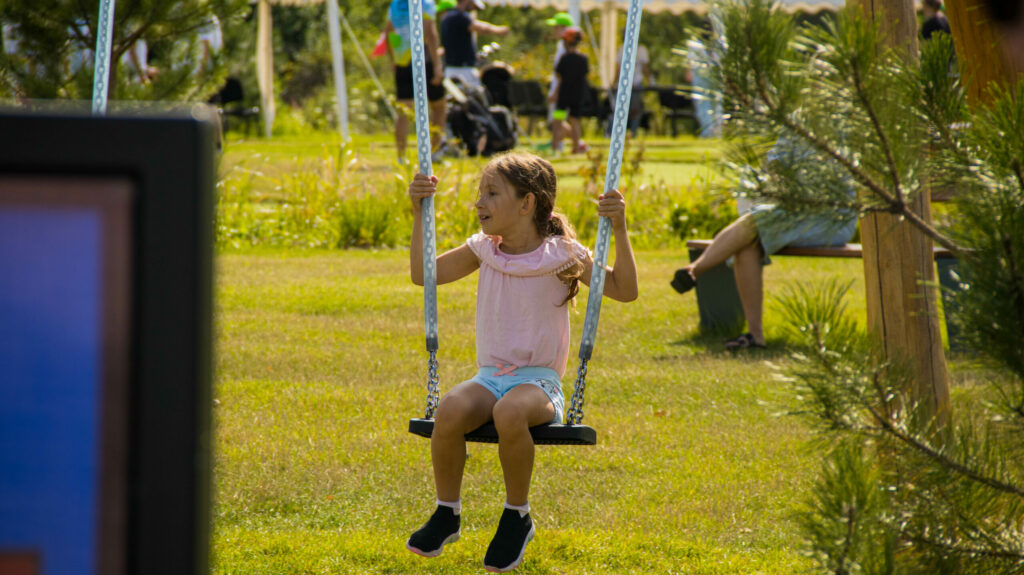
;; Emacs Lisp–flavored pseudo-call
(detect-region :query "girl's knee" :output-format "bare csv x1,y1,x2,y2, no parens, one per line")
435,396,472,428
435,391,490,434
491,400,527,432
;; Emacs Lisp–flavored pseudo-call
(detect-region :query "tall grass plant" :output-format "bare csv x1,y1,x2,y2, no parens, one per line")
216,134,731,253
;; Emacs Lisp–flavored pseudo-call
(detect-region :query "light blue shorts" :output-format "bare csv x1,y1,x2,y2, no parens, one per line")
470,366,564,424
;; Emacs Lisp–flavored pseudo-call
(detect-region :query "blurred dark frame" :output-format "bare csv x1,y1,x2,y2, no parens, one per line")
0,111,215,575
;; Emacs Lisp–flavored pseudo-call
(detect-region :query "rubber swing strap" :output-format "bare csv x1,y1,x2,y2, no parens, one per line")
567,0,643,425
408,0,441,418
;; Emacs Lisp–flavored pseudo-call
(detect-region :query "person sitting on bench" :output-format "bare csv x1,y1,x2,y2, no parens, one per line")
670,135,857,350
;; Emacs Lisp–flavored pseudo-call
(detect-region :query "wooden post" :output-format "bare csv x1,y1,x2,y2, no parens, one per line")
944,0,1018,102
326,0,349,143
256,0,276,139
599,2,617,92
851,0,951,426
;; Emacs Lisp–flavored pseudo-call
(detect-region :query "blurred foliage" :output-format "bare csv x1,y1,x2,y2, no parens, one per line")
0,1,845,134
703,0,1024,571
0,0,245,102
215,138,720,251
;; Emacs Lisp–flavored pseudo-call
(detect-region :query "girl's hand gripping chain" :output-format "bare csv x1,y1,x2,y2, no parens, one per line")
596,189,628,232
409,173,438,286
409,173,439,211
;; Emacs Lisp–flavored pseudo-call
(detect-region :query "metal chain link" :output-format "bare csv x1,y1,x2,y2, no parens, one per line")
408,0,440,420
91,0,117,115
407,0,433,176
568,0,640,425
565,359,589,425
425,349,440,419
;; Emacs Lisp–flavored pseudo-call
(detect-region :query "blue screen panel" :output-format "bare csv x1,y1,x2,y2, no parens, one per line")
0,208,102,575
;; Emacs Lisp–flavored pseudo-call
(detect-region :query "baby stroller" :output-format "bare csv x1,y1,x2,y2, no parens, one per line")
444,76,517,157
443,43,518,157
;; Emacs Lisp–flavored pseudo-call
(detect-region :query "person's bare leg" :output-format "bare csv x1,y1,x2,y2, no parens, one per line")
686,213,760,278
732,241,766,345
491,385,555,506
569,117,583,151
429,99,447,151
396,99,413,161
431,381,497,502
551,119,564,152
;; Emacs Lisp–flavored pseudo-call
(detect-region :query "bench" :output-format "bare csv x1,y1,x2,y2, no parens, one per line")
684,239,964,350
208,78,260,136
657,87,697,138
578,86,611,133
506,80,549,136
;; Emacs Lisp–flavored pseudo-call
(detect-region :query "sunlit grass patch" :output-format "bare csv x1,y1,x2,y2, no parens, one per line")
211,248,877,574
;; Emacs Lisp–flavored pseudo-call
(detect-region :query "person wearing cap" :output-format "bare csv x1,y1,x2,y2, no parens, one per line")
920,0,951,40
384,0,446,163
440,0,509,88
551,26,590,154
544,12,574,152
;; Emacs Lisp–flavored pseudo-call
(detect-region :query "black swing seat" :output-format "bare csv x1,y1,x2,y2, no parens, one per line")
408,418,597,445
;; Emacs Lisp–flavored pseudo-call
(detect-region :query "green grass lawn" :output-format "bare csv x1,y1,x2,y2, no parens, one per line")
213,245,878,574
211,132,966,573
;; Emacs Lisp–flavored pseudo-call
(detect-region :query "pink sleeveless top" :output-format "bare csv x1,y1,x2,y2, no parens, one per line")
465,232,592,377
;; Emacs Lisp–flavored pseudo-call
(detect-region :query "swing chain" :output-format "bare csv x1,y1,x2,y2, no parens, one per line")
425,349,440,419
566,359,589,425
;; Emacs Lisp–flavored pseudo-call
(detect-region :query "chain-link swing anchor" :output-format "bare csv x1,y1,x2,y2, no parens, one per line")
424,349,440,419
565,360,589,425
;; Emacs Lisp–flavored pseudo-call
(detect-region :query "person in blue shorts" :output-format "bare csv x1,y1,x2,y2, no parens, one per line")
670,136,857,350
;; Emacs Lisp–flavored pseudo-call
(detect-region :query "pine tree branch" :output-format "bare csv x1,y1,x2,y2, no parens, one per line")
851,59,905,211
837,505,857,575
754,179,861,211
928,110,974,172
726,76,967,257
862,401,1024,499
937,482,1018,554
1003,234,1024,351
870,368,900,422
909,533,1024,562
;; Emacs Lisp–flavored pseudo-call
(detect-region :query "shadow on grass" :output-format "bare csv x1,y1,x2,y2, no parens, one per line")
665,330,794,359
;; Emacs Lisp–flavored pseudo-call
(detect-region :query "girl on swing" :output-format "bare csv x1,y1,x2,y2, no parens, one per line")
406,152,638,572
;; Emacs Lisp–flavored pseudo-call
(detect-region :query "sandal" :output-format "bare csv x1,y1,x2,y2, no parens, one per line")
724,333,766,350
670,268,697,294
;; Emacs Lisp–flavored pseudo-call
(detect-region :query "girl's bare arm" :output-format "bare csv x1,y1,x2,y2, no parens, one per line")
580,189,638,302
409,173,479,285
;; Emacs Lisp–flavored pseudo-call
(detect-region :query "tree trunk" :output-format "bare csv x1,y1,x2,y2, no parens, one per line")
851,0,952,427
944,0,1017,102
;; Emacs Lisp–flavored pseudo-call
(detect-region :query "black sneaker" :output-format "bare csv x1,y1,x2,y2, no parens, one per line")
483,508,535,572
670,268,697,294
406,505,461,557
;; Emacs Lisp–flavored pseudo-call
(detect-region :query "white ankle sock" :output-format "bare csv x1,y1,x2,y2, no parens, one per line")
437,498,461,515
504,501,530,517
